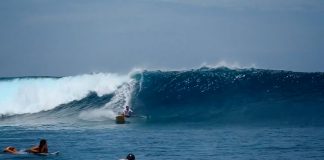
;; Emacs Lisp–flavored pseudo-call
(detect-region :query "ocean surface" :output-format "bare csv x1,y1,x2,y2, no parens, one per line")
0,67,324,160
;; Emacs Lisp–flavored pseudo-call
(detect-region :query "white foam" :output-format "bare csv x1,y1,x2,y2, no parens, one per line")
0,73,129,115
78,80,136,121
200,61,257,69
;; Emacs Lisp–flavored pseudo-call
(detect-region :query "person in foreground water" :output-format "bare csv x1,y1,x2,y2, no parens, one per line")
3,139,48,154
120,153,135,160
126,153,135,160
25,139,48,153
123,106,133,118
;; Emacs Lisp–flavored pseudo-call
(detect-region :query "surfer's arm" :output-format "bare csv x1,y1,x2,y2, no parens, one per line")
25,146,39,153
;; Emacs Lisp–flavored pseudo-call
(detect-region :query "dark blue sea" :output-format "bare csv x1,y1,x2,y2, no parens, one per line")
1,67,324,160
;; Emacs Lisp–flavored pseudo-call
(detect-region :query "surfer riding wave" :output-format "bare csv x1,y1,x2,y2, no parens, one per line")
122,106,133,118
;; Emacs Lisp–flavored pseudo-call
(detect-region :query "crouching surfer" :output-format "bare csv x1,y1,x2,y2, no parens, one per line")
123,106,133,118
3,139,48,154
115,106,133,124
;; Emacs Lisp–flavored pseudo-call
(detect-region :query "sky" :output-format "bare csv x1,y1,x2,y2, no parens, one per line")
0,0,323,76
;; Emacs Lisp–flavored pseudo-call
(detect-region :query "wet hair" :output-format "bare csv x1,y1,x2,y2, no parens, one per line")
126,153,135,160
38,139,48,153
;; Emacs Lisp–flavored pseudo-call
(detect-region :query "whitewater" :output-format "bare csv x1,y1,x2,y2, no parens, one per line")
0,73,130,115
1,67,324,160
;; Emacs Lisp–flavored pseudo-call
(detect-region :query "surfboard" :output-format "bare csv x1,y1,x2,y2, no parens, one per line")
2,151,59,156
115,115,126,124
35,151,60,156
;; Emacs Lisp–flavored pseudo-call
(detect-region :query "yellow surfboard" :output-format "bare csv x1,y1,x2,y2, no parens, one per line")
115,115,125,124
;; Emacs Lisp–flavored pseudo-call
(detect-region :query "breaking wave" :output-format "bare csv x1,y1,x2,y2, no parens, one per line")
1,67,324,126
0,73,129,115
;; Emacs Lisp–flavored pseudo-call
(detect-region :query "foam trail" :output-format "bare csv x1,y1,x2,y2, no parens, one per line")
0,73,129,115
78,80,136,121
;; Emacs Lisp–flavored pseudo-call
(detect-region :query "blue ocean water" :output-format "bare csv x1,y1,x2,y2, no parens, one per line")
0,67,324,159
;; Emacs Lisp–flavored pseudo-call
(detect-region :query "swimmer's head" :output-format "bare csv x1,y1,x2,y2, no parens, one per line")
126,153,135,160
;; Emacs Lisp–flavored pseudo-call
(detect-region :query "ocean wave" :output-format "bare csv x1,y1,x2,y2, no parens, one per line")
1,67,324,126
131,67,324,125
0,73,129,115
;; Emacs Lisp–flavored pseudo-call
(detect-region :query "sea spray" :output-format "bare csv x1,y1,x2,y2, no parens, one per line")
78,80,137,121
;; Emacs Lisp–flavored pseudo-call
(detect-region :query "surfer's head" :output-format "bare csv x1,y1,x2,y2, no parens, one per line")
38,139,48,153
125,106,130,110
39,139,47,146
126,153,135,160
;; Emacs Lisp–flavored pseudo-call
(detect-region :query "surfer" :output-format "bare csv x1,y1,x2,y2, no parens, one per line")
123,106,133,118
3,139,59,156
3,139,48,154
25,139,48,154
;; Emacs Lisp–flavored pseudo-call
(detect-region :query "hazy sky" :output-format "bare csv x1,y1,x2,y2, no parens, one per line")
0,0,323,76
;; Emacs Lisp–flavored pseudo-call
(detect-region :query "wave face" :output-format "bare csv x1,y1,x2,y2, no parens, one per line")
132,68,324,125
1,68,324,126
